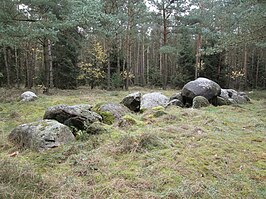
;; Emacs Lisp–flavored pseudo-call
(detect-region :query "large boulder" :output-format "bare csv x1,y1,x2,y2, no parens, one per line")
181,77,221,105
121,92,141,112
192,96,210,109
220,89,250,104
94,103,131,124
140,92,169,110
20,91,38,102
8,120,75,151
43,104,102,130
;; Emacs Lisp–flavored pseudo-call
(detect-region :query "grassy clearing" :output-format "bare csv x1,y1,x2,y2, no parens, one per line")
0,87,265,198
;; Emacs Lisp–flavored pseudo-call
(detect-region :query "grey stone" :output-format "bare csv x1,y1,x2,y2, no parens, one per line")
217,96,231,106
220,89,250,104
43,104,101,130
140,92,169,110
166,99,184,108
121,92,141,112
97,103,130,122
86,122,109,134
192,96,210,109
169,92,183,102
8,119,75,151
20,91,37,102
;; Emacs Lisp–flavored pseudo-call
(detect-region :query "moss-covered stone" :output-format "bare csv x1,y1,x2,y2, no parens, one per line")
86,122,109,134
93,102,130,125
139,108,147,113
123,115,137,124
192,96,210,109
153,110,167,118
118,115,137,128
92,102,105,112
98,111,115,125
152,106,165,111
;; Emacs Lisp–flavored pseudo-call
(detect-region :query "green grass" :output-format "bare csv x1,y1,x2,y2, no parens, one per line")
0,87,265,198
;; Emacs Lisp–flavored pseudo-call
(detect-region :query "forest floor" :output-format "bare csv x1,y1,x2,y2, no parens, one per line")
0,87,265,198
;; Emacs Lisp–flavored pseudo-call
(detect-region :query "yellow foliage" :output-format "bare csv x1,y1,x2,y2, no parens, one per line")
92,42,107,64
78,62,105,82
78,40,107,86
121,71,135,80
231,70,244,80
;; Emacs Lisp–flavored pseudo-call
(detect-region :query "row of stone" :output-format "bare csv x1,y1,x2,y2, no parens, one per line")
121,78,250,111
10,92,173,152
11,77,250,152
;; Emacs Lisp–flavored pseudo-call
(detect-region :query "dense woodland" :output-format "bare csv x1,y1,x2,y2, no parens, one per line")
0,0,265,90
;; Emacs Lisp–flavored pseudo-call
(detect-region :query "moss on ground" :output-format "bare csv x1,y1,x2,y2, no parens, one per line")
0,87,265,198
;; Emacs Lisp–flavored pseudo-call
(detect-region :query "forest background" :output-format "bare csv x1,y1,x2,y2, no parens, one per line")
0,0,265,91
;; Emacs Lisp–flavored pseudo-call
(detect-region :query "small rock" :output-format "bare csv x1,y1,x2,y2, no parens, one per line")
117,115,137,128
86,122,109,134
192,96,210,109
166,99,184,108
217,96,231,106
20,91,37,102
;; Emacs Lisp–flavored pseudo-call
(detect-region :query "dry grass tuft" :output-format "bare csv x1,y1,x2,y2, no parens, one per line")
114,133,165,154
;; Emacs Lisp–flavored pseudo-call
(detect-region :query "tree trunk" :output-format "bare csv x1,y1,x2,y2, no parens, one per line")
48,39,53,88
43,38,53,88
19,55,23,87
32,45,37,87
125,37,129,90
125,2,131,91
251,49,255,89
263,50,266,89
43,39,49,87
107,50,111,90
162,54,167,90
233,47,237,88
3,47,10,88
152,39,157,76
26,45,34,89
195,33,202,79
243,43,248,89
147,45,150,85
25,50,30,88
217,53,222,81
142,32,146,86
15,47,20,88
255,51,260,88
159,42,162,76
122,54,126,89
129,42,132,87
162,6,167,90
135,40,140,85
117,36,121,74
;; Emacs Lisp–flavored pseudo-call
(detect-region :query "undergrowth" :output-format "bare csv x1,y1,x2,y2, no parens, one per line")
0,87,265,198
